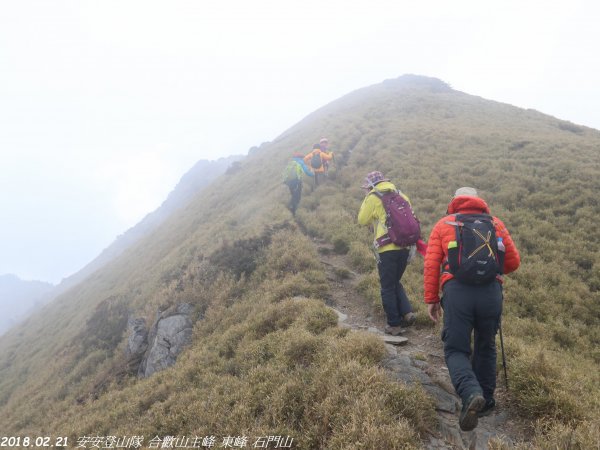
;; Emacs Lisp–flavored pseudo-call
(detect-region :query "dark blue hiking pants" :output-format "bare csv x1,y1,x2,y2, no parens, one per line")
441,279,503,403
286,179,302,215
377,249,413,326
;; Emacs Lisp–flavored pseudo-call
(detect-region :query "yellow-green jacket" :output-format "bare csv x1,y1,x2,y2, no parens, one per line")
357,181,412,253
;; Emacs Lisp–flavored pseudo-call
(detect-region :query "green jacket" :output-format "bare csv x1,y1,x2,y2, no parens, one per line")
283,160,303,183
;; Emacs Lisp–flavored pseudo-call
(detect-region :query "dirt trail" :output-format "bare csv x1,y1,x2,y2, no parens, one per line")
313,238,527,450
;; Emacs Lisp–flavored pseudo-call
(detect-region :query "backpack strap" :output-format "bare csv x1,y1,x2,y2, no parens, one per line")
369,186,387,198
444,214,461,273
369,188,390,248
443,220,464,227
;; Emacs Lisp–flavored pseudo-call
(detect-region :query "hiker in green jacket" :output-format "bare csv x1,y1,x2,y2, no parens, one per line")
283,152,313,215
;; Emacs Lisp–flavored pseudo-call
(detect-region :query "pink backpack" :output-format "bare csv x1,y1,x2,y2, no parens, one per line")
372,189,421,248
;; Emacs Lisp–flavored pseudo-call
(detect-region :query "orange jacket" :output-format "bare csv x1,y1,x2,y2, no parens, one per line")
423,196,520,303
304,149,333,173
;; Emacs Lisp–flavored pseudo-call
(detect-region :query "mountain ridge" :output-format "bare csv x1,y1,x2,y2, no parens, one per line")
48,154,244,297
1,75,598,448
0,155,243,339
0,274,54,336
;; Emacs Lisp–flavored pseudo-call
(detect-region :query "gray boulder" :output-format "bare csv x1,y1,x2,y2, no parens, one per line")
383,353,459,414
138,303,195,378
126,317,148,358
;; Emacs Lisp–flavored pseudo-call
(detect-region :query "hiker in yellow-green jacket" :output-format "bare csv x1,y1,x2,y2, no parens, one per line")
283,152,313,215
358,171,417,336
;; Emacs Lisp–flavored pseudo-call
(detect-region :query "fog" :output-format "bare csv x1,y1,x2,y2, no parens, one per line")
1,0,599,283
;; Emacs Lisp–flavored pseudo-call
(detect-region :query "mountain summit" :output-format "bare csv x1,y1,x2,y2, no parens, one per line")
0,75,598,448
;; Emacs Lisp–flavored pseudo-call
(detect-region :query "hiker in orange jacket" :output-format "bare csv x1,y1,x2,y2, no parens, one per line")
424,187,520,431
319,137,333,172
304,140,334,186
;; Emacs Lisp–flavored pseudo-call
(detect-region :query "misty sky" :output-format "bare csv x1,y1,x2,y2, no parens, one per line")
1,0,599,283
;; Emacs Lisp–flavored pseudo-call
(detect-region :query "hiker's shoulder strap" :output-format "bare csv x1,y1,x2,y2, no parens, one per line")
370,187,398,198
443,214,462,227
369,188,382,198
443,214,462,242
444,212,492,225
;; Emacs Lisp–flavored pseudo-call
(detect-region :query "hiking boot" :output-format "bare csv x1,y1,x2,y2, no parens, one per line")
478,398,496,418
384,325,406,336
459,392,485,431
400,312,416,328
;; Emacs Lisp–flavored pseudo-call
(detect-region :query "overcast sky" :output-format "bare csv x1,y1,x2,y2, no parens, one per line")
1,0,598,283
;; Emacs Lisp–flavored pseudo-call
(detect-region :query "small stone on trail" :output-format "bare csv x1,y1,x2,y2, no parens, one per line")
385,344,398,355
382,335,408,345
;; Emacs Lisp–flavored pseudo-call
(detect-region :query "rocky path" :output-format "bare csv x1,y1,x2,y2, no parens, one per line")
314,240,526,450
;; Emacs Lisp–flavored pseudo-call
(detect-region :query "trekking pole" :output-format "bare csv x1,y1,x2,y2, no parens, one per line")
499,319,509,390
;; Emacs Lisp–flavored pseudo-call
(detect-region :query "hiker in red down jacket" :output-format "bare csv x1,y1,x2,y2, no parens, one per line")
424,187,520,431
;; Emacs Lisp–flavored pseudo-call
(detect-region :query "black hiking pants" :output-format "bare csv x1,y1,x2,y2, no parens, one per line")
286,179,302,215
314,172,321,186
441,279,503,404
377,249,413,326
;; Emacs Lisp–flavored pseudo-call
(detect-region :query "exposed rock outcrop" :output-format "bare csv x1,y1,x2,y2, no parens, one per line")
126,318,148,360
125,303,196,378
138,303,195,378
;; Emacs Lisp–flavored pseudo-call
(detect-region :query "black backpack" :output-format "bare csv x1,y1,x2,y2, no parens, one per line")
310,152,322,169
445,214,502,285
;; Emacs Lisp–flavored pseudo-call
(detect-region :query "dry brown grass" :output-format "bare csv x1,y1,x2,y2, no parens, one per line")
1,75,599,448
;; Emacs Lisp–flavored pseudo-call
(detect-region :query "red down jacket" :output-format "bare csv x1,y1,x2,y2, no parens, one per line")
424,195,521,304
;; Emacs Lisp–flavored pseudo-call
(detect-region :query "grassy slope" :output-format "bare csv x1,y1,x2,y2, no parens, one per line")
0,75,599,448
